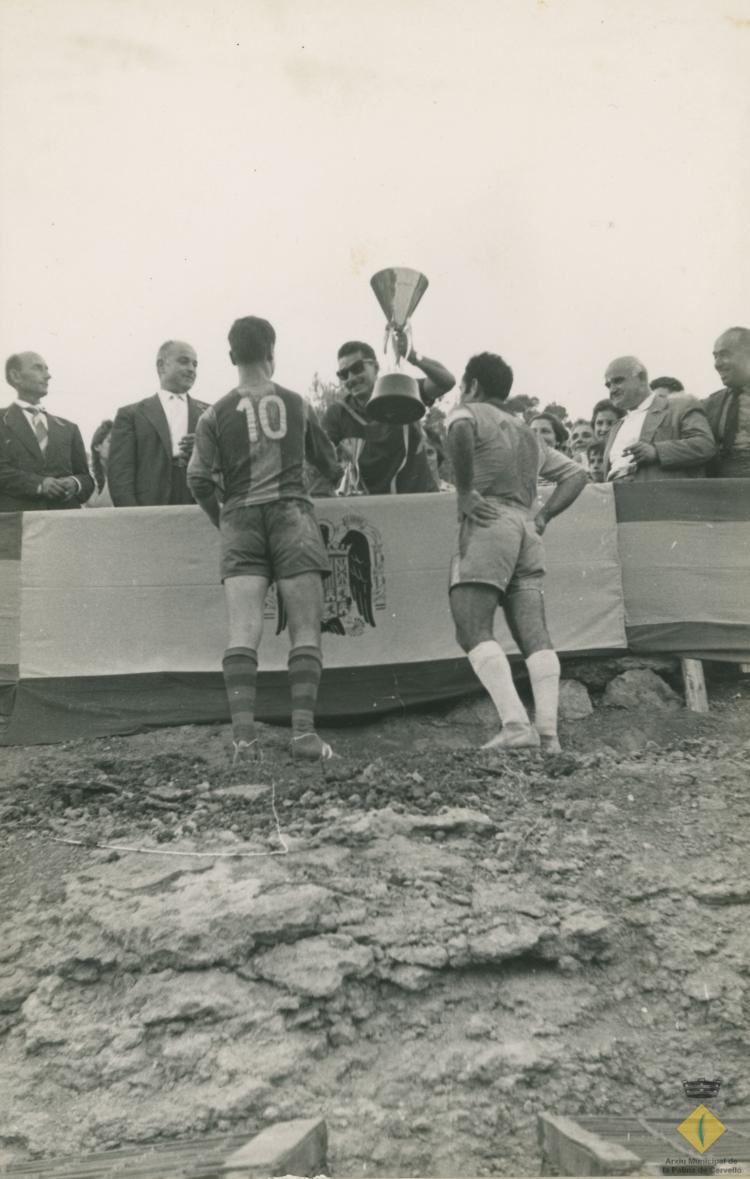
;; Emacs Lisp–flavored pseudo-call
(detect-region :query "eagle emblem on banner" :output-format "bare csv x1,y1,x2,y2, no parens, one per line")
266,513,386,637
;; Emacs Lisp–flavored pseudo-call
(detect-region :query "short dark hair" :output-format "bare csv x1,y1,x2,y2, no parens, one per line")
337,340,377,362
590,398,623,426
90,419,113,493
650,376,684,393
228,317,276,365
586,439,605,459
530,411,569,446
5,354,21,385
463,352,514,404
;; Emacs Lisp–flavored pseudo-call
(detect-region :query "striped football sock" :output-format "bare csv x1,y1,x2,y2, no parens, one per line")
288,645,323,736
222,647,258,743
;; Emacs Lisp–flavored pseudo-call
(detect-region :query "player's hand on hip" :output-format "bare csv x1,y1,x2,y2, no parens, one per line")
533,509,549,535
457,489,499,525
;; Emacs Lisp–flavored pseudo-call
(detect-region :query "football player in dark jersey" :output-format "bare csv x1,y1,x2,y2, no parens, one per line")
188,317,343,764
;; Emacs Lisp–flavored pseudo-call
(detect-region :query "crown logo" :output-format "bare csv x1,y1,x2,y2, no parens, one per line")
682,1079,722,1100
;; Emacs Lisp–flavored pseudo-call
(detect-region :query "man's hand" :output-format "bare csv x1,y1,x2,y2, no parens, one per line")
533,508,549,535
625,440,658,466
393,328,411,362
57,476,81,500
457,489,499,525
39,477,69,500
178,433,196,464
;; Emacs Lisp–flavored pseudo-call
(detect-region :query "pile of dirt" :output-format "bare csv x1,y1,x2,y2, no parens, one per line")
1,678,749,1177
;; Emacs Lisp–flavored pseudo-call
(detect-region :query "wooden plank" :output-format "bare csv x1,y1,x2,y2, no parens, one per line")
537,1113,642,1176
681,657,709,713
223,1118,327,1178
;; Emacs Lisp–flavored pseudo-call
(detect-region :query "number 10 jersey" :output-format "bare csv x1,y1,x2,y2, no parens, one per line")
187,382,341,513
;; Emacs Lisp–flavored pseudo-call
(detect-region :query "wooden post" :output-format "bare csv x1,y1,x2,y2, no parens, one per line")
681,657,709,713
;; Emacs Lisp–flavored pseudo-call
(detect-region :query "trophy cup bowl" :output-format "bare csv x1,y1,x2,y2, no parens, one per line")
367,267,429,425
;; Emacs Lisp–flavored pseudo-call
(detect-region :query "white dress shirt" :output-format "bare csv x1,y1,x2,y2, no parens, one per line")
157,389,189,457
16,399,46,427
607,390,657,481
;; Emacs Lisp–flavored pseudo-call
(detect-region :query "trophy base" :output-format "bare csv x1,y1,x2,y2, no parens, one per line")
366,373,426,424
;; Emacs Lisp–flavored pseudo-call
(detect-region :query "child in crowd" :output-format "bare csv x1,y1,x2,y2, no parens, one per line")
586,440,606,482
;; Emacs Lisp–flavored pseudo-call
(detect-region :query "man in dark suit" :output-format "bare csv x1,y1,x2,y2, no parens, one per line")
108,340,208,506
602,355,716,482
703,326,750,478
0,352,93,512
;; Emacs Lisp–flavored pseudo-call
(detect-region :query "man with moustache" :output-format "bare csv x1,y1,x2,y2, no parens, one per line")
108,340,208,506
0,351,93,512
703,326,750,478
323,336,455,494
602,355,716,482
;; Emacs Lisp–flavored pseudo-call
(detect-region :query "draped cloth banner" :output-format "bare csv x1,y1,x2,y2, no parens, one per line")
613,479,750,660
1,485,627,744
1,480,746,746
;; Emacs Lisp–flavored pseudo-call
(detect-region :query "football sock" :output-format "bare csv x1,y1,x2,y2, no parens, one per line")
526,648,561,737
288,645,323,737
468,640,530,728
222,647,258,743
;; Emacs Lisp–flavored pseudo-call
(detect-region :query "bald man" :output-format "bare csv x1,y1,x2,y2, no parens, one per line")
108,340,209,506
703,327,750,478
602,355,716,482
0,351,93,512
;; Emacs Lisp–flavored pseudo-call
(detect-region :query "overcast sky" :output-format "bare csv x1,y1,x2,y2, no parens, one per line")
1,0,748,445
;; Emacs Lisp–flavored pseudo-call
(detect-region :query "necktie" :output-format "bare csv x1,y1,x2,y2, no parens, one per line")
28,408,48,453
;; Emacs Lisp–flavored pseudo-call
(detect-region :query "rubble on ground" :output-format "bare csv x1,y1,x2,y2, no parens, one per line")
0,676,748,1177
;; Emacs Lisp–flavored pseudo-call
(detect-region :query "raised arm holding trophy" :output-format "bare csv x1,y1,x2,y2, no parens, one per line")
322,266,455,494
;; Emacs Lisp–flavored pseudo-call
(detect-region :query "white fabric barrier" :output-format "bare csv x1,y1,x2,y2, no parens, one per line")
18,486,627,680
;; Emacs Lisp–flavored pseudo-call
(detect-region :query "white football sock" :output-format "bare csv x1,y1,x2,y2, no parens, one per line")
468,641,530,728
526,648,560,737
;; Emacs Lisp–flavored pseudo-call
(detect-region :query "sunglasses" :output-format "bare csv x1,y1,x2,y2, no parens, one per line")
337,359,371,382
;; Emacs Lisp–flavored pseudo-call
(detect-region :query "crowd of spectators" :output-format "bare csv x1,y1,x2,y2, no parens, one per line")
0,325,748,512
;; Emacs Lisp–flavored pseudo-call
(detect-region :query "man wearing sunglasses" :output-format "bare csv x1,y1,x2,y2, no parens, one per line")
322,335,455,494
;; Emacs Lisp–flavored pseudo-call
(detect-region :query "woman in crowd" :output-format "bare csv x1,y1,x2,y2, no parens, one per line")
529,413,571,486
568,418,595,466
86,419,114,508
529,411,569,452
590,398,623,442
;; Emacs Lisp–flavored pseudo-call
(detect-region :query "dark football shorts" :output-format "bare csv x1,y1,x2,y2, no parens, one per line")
449,502,545,594
220,499,330,582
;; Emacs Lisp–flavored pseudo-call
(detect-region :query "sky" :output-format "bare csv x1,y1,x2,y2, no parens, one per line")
1,0,749,446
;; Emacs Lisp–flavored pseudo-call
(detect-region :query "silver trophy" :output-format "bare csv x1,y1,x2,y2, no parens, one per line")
367,267,429,424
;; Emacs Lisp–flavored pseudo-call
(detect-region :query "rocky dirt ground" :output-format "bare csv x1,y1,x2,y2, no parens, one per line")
1,659,749,1177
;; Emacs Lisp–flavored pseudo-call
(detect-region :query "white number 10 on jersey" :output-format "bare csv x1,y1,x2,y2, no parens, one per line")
239,394,288,442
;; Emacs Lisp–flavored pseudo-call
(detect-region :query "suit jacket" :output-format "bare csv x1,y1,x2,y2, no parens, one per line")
108,394,209,506
602,391,717,482
0,403,94,512
702,386,744,477
703,387,731,440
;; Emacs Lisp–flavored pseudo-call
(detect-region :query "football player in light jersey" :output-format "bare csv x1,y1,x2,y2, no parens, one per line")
446,352,588,754
188,317,343,764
